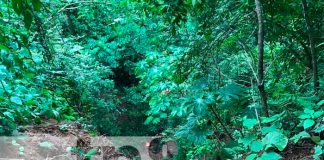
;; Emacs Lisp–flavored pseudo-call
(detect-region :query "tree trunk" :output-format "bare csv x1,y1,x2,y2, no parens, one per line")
302,0,320,94
255,0,269,117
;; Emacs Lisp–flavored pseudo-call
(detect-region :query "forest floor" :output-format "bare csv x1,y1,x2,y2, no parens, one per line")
0,120,127,160
0,120,317,160
281,141,315,160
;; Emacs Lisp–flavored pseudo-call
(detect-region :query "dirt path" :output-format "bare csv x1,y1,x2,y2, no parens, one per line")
0,121,125,160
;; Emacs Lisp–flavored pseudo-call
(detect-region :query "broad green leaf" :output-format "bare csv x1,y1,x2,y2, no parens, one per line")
304,108,314,115
160,113,167,118
171,106,186,117
311,136,321,144
238,134,256,147
32,55,43,64
313,155,321,160
314,145,323,156
86,148,97,157
261,126,278,135
152,117,160,124
303,119,315,129
219,83,245,101
298,114,311,119
0,44,9,52
317,100,324,107
313,111,324,119
23,10,33,29
193,97,208,115
63,115,76,121
20,47,30,58
246,153,257,160
243,118,257,129
250,141,263,152
314,124,324,133
262,131,288,151
10,96,23,105
290,131,310,143
32,0,42,11
3,111,14,121
261,111,285,123
192,0,196,6
11,0,22,15
257,151,281,160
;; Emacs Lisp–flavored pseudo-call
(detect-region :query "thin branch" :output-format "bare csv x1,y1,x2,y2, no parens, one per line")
208,105,234,141
57,1,111,13
237,40,258,83
250,78,262,130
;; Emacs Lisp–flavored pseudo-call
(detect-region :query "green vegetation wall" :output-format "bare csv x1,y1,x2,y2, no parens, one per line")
0,0,324,159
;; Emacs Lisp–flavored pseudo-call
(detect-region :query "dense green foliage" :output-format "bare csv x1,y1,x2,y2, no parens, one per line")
0,0,324,159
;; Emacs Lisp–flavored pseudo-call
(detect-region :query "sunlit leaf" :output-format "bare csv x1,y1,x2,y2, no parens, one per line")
246,154,257,160
10,96,23,105
262,131,288,151
243,118,257,129
303,119,315,129
290,131,310,143
251,140,263,152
